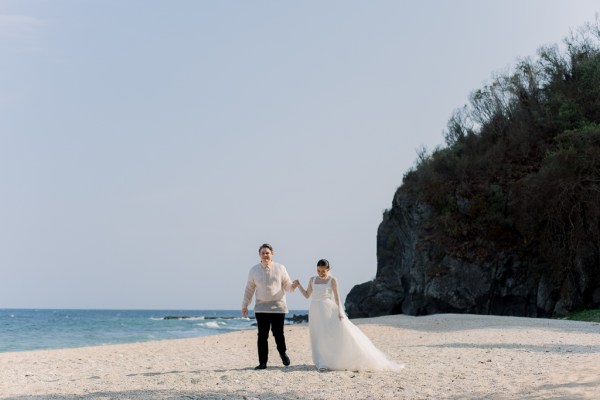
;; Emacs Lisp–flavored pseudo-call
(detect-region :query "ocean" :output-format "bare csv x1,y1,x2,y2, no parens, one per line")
0,309,308,353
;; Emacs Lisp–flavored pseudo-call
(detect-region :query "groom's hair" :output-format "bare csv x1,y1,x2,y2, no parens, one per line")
259,243,274,253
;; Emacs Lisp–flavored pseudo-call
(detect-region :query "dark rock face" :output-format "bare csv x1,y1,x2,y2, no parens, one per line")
345,189,600,318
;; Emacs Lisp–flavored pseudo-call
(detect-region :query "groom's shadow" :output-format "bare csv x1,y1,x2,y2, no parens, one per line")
216,364,314,372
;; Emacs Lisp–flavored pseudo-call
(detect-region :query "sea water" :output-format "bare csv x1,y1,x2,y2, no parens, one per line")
0,309,308,353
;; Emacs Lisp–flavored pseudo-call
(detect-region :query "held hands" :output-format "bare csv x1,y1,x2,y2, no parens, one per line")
294,279,310,299
293,279,306,294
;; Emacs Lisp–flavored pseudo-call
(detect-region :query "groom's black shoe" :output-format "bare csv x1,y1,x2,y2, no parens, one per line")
280,353,291,366
254,364,267,370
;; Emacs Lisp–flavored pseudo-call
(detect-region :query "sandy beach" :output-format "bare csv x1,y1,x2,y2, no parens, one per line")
1,314,598,399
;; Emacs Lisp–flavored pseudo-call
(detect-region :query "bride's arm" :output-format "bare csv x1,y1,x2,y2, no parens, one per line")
331,277,346,319
298,278,313,299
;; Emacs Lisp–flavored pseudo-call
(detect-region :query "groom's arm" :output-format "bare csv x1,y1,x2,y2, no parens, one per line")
242,271,256,318
280,266,296,292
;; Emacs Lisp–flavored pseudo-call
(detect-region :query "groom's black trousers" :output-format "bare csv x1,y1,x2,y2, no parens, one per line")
255,312,286,365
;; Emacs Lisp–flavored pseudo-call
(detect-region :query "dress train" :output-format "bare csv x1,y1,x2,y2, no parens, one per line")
308,277,403,371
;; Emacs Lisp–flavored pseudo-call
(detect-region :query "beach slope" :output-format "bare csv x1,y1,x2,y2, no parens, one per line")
1,314,599,399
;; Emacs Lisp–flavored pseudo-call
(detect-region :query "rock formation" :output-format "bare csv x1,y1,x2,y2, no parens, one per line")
345,188,600,318
345,26,600,319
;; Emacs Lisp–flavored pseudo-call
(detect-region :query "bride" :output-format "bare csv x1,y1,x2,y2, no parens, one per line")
296,259,403,371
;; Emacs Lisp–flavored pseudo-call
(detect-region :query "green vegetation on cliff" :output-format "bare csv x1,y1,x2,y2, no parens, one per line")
565,308,600,322
402,21,600,304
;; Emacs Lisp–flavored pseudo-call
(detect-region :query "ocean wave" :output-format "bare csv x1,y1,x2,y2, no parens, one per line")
196,321,226,329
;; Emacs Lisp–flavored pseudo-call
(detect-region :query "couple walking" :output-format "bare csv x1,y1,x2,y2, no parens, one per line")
241,243,403,371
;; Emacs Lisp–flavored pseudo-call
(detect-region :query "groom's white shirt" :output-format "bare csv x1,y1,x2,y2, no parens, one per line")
242,262,295,313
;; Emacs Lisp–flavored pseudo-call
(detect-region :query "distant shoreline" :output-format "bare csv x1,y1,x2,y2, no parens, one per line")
0,307,309,312
0,309,308,353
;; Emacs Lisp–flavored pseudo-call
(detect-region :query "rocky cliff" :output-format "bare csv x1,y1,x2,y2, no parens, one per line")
345,186,600,318
345,24,600,318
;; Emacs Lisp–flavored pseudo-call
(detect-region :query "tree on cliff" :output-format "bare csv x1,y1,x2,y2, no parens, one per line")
407,20,600,271
346,20,600,318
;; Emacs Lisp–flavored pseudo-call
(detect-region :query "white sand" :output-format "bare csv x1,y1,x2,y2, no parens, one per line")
1,314,599,399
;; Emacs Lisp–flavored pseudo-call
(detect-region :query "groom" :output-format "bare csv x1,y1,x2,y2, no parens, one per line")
242,243,298,370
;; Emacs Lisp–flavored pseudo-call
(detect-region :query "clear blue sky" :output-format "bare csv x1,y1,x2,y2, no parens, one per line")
1,1,598,310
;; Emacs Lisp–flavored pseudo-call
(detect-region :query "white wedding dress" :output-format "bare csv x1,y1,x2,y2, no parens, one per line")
308,276,404,371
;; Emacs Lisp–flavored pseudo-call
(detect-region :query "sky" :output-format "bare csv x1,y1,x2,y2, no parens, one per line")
1,1,598,311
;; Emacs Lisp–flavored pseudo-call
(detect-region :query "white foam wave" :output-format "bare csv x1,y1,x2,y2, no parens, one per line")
197,321,225,329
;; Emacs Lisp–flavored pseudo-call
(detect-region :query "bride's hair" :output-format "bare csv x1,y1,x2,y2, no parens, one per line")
317,259,330,269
